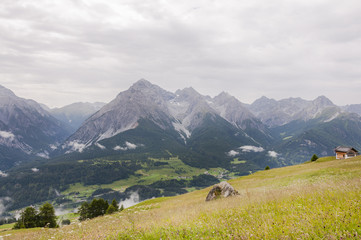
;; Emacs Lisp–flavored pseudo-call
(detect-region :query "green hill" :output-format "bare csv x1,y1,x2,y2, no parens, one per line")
2,155,361,239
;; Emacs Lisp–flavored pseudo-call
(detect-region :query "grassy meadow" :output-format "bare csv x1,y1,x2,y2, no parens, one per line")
2,155,361,239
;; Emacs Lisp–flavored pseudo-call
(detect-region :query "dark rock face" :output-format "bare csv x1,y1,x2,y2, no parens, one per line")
205,181,240,201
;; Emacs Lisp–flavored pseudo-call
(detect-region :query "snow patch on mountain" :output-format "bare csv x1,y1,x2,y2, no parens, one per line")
95,143,106,150
324,112,340,123
97,124,138,142
173,122,191,139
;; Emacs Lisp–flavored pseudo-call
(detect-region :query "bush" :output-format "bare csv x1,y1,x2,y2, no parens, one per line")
106,205,117,215
311,154,319,162
265,166,270,170
106,199,119,215
61,219,71,225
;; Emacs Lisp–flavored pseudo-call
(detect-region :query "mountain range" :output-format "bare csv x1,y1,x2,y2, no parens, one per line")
1,79,361,212
1,79,361,169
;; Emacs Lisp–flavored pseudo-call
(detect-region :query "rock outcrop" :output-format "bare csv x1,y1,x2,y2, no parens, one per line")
205,181,240,201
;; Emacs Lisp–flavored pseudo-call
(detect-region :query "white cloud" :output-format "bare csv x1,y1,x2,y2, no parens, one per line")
0,197,12,216
118,192,140,209
268,151,279,158
227,150,239,157
36,152,49,159
125,141,137,150
240,145,264,153
49,144,58,150
0,170,8,177
0,131,15,140
66,141,86,153
114,141,139,151
31,168,39,173
113,145,126,151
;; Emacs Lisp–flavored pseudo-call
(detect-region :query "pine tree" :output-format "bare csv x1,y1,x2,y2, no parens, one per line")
106,205,117,215
78,202,90,221
13,207,38,229
38,202,57,228
88,198,109,218
111,199,119,210
311,154,319,162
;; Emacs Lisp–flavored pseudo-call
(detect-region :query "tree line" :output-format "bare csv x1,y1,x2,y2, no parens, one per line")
78,198,123,221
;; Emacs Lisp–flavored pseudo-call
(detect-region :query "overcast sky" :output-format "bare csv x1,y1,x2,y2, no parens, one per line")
1,0,361,107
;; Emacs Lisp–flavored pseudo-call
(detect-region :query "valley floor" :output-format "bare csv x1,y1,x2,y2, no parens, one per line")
2,156,361,239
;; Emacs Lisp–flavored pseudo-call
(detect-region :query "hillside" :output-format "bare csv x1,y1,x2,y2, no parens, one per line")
3,156,361,239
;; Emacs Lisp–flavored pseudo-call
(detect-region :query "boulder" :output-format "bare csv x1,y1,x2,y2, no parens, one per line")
205,181,240,201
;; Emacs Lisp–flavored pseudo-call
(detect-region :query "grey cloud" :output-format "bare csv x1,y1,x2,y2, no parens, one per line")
1,0,361,107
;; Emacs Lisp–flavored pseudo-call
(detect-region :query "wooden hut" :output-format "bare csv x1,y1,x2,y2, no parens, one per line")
334,146,358,159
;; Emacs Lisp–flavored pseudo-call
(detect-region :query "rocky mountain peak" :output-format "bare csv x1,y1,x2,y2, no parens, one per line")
0,85,16,97
0,85,17,106
313,95,334,107
214,92,235,103
129,79,154,90
124,79,174,102
251,96,277,108
175,87,202,99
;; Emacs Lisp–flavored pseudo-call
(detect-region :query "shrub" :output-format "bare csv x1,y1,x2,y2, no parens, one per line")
311,154,319,162
61,219,71,225
265,166,270,170
106,205,117,215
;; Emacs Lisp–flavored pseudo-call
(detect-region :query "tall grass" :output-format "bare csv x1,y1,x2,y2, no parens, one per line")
2,156,361,239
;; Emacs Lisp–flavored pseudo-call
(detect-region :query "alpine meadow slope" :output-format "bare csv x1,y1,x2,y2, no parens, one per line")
3,156,361,239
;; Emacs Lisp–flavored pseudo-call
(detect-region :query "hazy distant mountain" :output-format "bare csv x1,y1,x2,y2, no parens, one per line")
244,95,361,164
0,85,72,170
342,104,361,116
248,96,337,127
272,111,361,164
50,102,106,131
